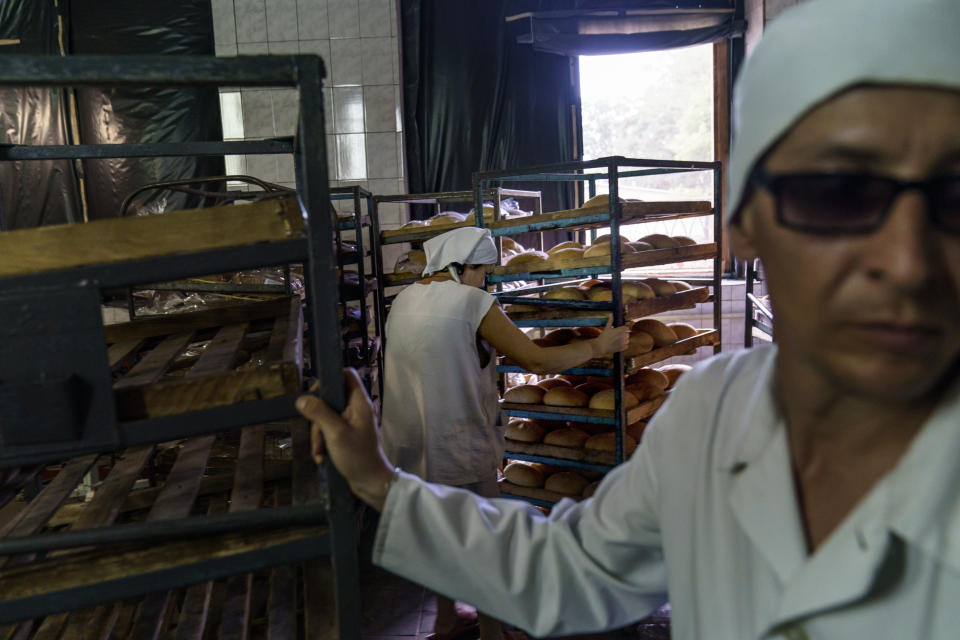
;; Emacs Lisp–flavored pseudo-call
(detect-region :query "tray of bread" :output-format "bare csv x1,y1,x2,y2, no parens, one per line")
500,463,604,503
503,417,648,467
380,205,533,244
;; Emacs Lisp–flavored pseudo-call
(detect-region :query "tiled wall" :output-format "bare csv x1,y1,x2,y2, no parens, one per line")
210,0,405,205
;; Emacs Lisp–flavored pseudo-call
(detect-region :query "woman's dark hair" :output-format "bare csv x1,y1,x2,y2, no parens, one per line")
447,262,466,275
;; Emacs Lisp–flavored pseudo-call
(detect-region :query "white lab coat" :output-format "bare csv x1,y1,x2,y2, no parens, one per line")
374,345,960,639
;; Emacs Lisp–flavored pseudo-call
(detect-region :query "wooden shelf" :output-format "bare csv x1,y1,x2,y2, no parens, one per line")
505,286,709,322
504,440,620,467
501,394,666,425
493,243,716,280
625,329,719,372
499,481,581,504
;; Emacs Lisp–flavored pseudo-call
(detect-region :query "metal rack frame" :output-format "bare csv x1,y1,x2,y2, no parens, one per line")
744,258,774,346
0,55,360,637
473,155,722,488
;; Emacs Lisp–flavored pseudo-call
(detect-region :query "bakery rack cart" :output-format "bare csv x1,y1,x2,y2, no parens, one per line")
744,258,774,346
0,55,360,639
472,156,722,508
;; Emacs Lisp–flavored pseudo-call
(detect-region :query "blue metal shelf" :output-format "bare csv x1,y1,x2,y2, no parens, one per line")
503,452,612,473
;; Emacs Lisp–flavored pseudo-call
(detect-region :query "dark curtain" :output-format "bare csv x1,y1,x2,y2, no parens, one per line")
0,1,83,229
400,0,578,218
70,0,224,219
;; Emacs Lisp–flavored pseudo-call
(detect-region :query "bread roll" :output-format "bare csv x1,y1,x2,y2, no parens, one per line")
632,319,678,346
582,243,611,259
587,287,637,304
394,249,427,275
626,368,670,392
584,432,638,455
531,337,555,347
626,420,648,441
543,427,589,448
544,286,586,300
547,241,584,255
668,322,698,339
575,326,603,339
625,380,662,402
400,219,427,229
504,461,547,487
501,237,522,253
578,279,606,290
582,480,601,499
575,381,613,396
503,385,545,404
430,212,466,226
622,281,655,300
505,419,545,443
581,194,614,208
549,247,585,262
536,378,571,391
589,388,639,410
642,278,677,297
543,387,589,408
658,364,692,388
545,471,589,496
639,233,680,249
508,304,540,313
628,241,655,252
669,280,692,291
673,235,698,246
507,251,550,268
592,233,629,246
528,418,568,432
624,331,655,357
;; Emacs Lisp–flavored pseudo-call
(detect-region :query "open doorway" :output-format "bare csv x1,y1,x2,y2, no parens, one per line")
579,44,715,275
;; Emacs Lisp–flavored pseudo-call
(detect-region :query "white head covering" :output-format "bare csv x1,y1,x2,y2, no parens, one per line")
422,227,499,282
727,0,960,222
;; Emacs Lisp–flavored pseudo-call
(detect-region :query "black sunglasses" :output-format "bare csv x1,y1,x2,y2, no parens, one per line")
749,165,960,234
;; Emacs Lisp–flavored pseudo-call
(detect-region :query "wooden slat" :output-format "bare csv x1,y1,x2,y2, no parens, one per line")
0,196,305,278
266,564,296,640
264,299,302,367
218,575,253,640
26,615,66,640
113,332,194,390
187,323,249,378
494,243,717,277
114,363,301,420
104,298,293,344
0,454,98,544
505,286,710,321
107,338,145,371
173,496,228,640
501,394,667,425
625,330,719,371
70,446,155,531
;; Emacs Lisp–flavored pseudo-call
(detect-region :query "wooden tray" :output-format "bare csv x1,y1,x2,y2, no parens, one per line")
503,440,622,467
499,481,582,505
108,296,303,421
505,286,710,322
0,418,332,639
494,243,717,278
501,394,666,425
380,200,712,245
0,196,304,278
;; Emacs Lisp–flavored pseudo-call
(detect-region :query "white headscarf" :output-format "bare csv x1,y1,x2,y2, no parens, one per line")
727,0,960,222
422,227,499,282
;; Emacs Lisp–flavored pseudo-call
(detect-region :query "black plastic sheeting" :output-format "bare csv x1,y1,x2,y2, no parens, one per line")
0,1,83,229
400,0,578,220
519,20,745,57
0,0,223,229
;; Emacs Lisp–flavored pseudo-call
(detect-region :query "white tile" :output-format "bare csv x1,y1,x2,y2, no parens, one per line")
328,0,360,38
330,37,363,86
246,154,279,182
391,35,399,82
358,0,391,37
333,86,364,133
238,42,269,54
268,40,300,54
396,131,404,178
299,37,330,58
337,133,367,179
326,134,338,180
365,132,398,179
225,154,247,176
235,0,268,43
298,0,329,38
212,0,238,44
389,0,397,36
215,43,238,57
276,154,296,183
368,178,401,197
266,0,299,41
241,89,274,137
323,89,334,133
363,84,394,132
361,36,395,86
272,88,299,136
394,83,403,132
219,91,245,139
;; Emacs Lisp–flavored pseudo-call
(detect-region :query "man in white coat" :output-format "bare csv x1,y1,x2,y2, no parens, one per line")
297,0,960,637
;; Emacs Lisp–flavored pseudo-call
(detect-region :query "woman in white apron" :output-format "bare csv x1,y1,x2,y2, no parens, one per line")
380,227,628,640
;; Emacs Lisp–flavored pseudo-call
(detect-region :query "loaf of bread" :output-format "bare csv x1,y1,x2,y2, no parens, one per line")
627,368,670,392
430,212,467,226
545,471,590,496
503,385,545,404
543,328,578,345
394,249,427,275
632,319,678,346
639,233,680,249
575,381,613,396
587,287,637,304
543,387,589,407
501,237,522,253
658,364,692,388
507,304,540,313
544,286,587,301
584,431,638,455
668,322,698,339
507,251,550,267
504,461,547,487
505,419,545,443
673,236,697,246
642,278,677,297
628,240,655,252
589,388,639,410
537,377,571,390
543,427,589,448
547,241,584,254
582,480,601,499
669,280,692,291
581,194,621,208
625,380,662,402
622,281,655,300
575,326,603,339
549,247,585,262
400,219,427,229
624,331,655,357
626,420,648,441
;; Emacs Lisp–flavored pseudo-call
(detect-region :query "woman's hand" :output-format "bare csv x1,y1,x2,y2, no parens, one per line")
295,369,395,511
591,316,630,357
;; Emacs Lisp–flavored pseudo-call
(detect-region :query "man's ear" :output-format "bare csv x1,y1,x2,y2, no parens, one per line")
728,200,761,262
